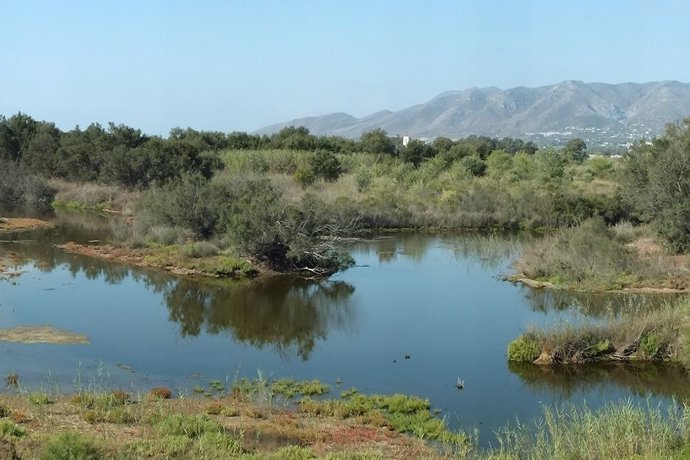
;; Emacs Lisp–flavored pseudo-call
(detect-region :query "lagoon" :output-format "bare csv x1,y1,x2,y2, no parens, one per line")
0,213,687,445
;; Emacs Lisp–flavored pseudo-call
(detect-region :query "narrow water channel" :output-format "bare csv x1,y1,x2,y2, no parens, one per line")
0,212,688,446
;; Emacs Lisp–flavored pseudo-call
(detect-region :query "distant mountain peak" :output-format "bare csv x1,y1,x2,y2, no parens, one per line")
255,81,690,147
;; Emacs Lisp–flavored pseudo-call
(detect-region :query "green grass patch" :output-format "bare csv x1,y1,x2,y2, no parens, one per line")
0,419,26,438
39,432,102,460
144,245,256,278
271,379,331,398
27,392,52,406
125,414,245,458
298,391,467,447
52,199,109,212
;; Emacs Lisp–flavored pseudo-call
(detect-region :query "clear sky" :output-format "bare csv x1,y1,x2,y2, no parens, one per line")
2,0,689,135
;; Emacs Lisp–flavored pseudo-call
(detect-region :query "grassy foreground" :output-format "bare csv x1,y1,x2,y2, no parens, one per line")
1,381,690,459
0,379,465,459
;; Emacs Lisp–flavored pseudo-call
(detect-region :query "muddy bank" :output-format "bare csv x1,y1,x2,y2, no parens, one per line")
506,275,689,294
0,217,54,233
58,242,258,279
0,325,89,344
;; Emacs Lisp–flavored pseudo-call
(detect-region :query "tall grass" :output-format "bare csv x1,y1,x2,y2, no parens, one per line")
514,217,688,290
49,179,139,214
488,401,690,459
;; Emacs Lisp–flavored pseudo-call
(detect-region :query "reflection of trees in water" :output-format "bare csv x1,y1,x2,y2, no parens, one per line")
358,235,433,264
509,361,690,402
149,276,356,360
521,287,684,319
446,232,525,270
1,240,131,285
4,231,358,361
1,209,126,282
356,232,524,269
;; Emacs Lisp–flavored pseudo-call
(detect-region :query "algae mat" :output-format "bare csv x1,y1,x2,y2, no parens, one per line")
0,325,89,344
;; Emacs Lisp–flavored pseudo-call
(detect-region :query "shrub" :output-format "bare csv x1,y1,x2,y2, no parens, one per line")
310,150,342,182
40,433,102,460
0,419,26,438
149,387,172,400
638,332,662,359
294,166,316,187
460,155,486,177
507,333,542,362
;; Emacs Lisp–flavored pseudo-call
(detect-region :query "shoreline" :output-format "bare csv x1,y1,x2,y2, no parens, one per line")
0,217,54,233
57,242,261,280
505,275,689,294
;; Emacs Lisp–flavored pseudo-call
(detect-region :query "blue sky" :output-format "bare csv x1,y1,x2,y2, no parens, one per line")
2,0,689,134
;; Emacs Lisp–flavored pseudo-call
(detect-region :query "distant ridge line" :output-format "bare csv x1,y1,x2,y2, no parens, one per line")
255,80,690,147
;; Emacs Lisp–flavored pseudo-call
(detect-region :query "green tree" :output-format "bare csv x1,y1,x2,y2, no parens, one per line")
622,119,690,252
272,126,317,150
431,136,454,153
360,129,395,155
565,138,588,163
460,155,486,177
21,122,61,174
400,139,436,166
0,113,38,162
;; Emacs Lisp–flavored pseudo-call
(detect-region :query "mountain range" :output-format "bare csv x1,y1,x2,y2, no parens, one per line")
256,81,690,147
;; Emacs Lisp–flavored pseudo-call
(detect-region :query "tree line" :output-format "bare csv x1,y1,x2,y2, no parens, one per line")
0,112,558,190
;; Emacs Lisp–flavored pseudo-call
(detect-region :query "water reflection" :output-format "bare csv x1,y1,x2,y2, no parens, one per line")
1,217,357,360
509,361,690,402
520,286,684,318
147,276,356,360
356,231,524,269
360,234,434,264
446,232,525,270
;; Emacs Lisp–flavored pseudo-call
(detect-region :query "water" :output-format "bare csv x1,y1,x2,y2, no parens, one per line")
1,213,688,446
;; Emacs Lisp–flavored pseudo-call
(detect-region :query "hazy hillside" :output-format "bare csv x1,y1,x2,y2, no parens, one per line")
256,81,690,147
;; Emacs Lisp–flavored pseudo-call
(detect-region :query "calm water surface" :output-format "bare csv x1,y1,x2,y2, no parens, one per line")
1,212,688,445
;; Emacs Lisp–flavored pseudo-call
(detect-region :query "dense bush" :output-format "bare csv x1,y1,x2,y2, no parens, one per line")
139,175,355,274
0,159,55,213
507,333,542,362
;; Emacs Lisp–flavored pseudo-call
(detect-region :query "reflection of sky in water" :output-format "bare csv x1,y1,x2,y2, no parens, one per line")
0,220,688,447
